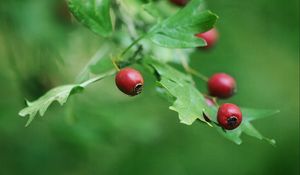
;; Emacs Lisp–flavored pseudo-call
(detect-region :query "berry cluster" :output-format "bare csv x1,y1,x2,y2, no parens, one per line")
168,0,242,130
207,73,242,130
114,0,242,130
115,68,242,130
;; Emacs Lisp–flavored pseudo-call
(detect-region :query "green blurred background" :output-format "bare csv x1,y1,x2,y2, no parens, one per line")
0,0,299,175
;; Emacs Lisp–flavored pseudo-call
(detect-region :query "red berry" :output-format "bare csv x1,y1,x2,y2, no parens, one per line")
196,28,218,49
169,0,189,6
217,103,242,130
208,73,236,99
115,68,144,96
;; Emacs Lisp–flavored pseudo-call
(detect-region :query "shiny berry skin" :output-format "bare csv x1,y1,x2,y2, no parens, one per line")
217,103,242,130
169,0,189,6
115,68,144,96
196,28,218,49
208,73,236,99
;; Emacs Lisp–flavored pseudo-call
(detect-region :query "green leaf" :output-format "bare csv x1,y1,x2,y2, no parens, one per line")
19,71,115,127
68,0,113,37
145,58,278,145
147,0,218,48
19,85,83,127
144,58,210,125
159,78,208,125
241,108,280,122
144,58,193,83
217,127,243,145
142,3,163,21
241,108,278,145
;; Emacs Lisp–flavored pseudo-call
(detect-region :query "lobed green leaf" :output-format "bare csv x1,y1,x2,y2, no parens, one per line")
147,0,218,48
19,85,83,127
68,0,113,37
144,58,210,125
19,71,115,127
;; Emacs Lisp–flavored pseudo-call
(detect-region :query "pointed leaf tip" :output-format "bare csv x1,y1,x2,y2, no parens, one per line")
18,84,82,126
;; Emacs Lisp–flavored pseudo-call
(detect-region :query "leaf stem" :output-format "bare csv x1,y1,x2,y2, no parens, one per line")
80,69,116,87
128,45,143,61
110,55,121,71
212,97,219,107
188,68,209,82
120,34,146,58
180,57,208,82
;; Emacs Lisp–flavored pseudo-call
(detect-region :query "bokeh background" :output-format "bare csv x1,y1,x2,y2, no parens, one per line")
0,0,299,175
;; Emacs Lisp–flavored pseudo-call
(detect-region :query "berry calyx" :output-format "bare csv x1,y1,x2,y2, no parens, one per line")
196,28,218,49
115,68,144,96
217,103,242,130
208,73,236,99
169,0,189,6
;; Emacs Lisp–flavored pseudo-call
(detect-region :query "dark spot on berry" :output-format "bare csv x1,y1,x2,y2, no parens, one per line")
134,83,143,95
227,116,238,128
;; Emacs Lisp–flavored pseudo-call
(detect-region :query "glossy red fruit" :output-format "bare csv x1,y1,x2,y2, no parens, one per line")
169,0,189,6
196,28,218,49
217,103,242,130
115,68,144,96
208,73,236,99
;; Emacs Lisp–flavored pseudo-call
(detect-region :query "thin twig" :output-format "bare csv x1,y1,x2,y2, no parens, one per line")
80,69,116,87
111,55,121,71
180,57,208,82
120,34,146,58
